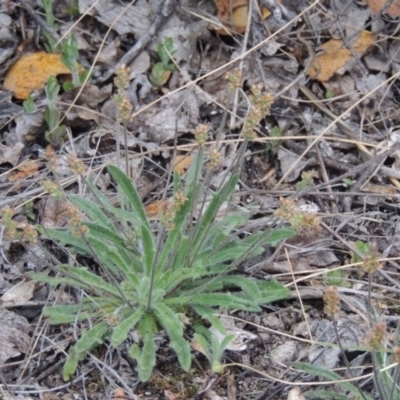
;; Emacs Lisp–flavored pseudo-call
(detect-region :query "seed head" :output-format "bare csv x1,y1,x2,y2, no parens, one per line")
323,285,340,318
363,321,387,351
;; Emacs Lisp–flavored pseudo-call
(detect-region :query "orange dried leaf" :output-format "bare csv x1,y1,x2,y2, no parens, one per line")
171,154,192,176
366,0,400,17
308,31,374,82
214,0,247,20
145,200,169,218
4,52,71,99
8,160,40,182
113,388,126,400
213,0,271,35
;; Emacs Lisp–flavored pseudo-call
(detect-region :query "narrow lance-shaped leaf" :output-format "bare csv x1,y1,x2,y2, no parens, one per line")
154,302,191,371
256,280,291,304
108,165,150,231
84,177,141,227
137,313,156,382
171,235,190,271
63,351,80,381
111,307,145,347
218,275,261,302
156,183,197,272
293,362,374,400
83,222,127,249
39,226,90,255
58,265,123,299
184,147,204,197
301,390,348,400
190,292,261,312
211,333,235,373
42,304,96,324
193,333,211,360
69,194,115,231
141,224,155,276
192,305,226,334
73,321,109,354
264,228,297,245
191,173,240,253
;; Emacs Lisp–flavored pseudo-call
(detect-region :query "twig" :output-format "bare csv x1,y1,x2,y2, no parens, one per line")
19,0,61,41
97,0,177,83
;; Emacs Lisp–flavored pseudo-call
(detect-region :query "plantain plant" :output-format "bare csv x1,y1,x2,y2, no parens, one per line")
31,147,296,382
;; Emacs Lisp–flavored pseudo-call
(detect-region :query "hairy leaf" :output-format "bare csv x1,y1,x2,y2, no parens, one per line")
154,302,191,371
111,307,144,347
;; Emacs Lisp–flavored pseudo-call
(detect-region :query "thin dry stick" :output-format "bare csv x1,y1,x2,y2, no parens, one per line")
276,72,400,188
55,0,137,131
98,0,177,83
129,1,320,121
285,248,313,341
229,0,253,129
19,0,61,41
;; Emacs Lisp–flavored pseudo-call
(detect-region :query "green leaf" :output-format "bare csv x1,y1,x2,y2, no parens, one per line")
342,178,354,187
304,390,348,400
170,235,190,271
219,276,261,301
157,203,190,271
39,227,90,254
192,305,226,334
257,280,290,304
137,313,156,382
149,63,171,87
205,244,256,266
42,304,96,324
157,37,176,66
79,69,91,85
211,333,235,373
129,343,140,361
270,126,282,138
45,125,67,146
323,268,351,288
41,0,55,27
43,31,59,53
293,362,373,399
63,351,80,381
23,96,36,113
325,89,334,99
62,81,74,92
264,228,297,245
45,75,60,104
193,333,211,360
29,271,86,289
141,224,155,276
69,195,115,231
111,307,144,347
101,247,140,287
107,165,150,231
184,147,204,195
190,293,261,311
154,302,191,371
57,265,123,299
73,322,109,354
192,173,240,253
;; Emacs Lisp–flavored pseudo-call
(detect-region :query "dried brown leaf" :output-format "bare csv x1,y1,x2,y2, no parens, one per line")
1,279,35,303
366,0,400,17
4,52,72,99
308,31,374,82
8,160,40,182
171,154,193,176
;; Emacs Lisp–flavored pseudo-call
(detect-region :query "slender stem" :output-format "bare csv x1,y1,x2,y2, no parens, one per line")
123,121,129,176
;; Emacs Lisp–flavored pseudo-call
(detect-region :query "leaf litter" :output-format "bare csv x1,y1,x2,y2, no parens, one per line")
1,0,400,398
